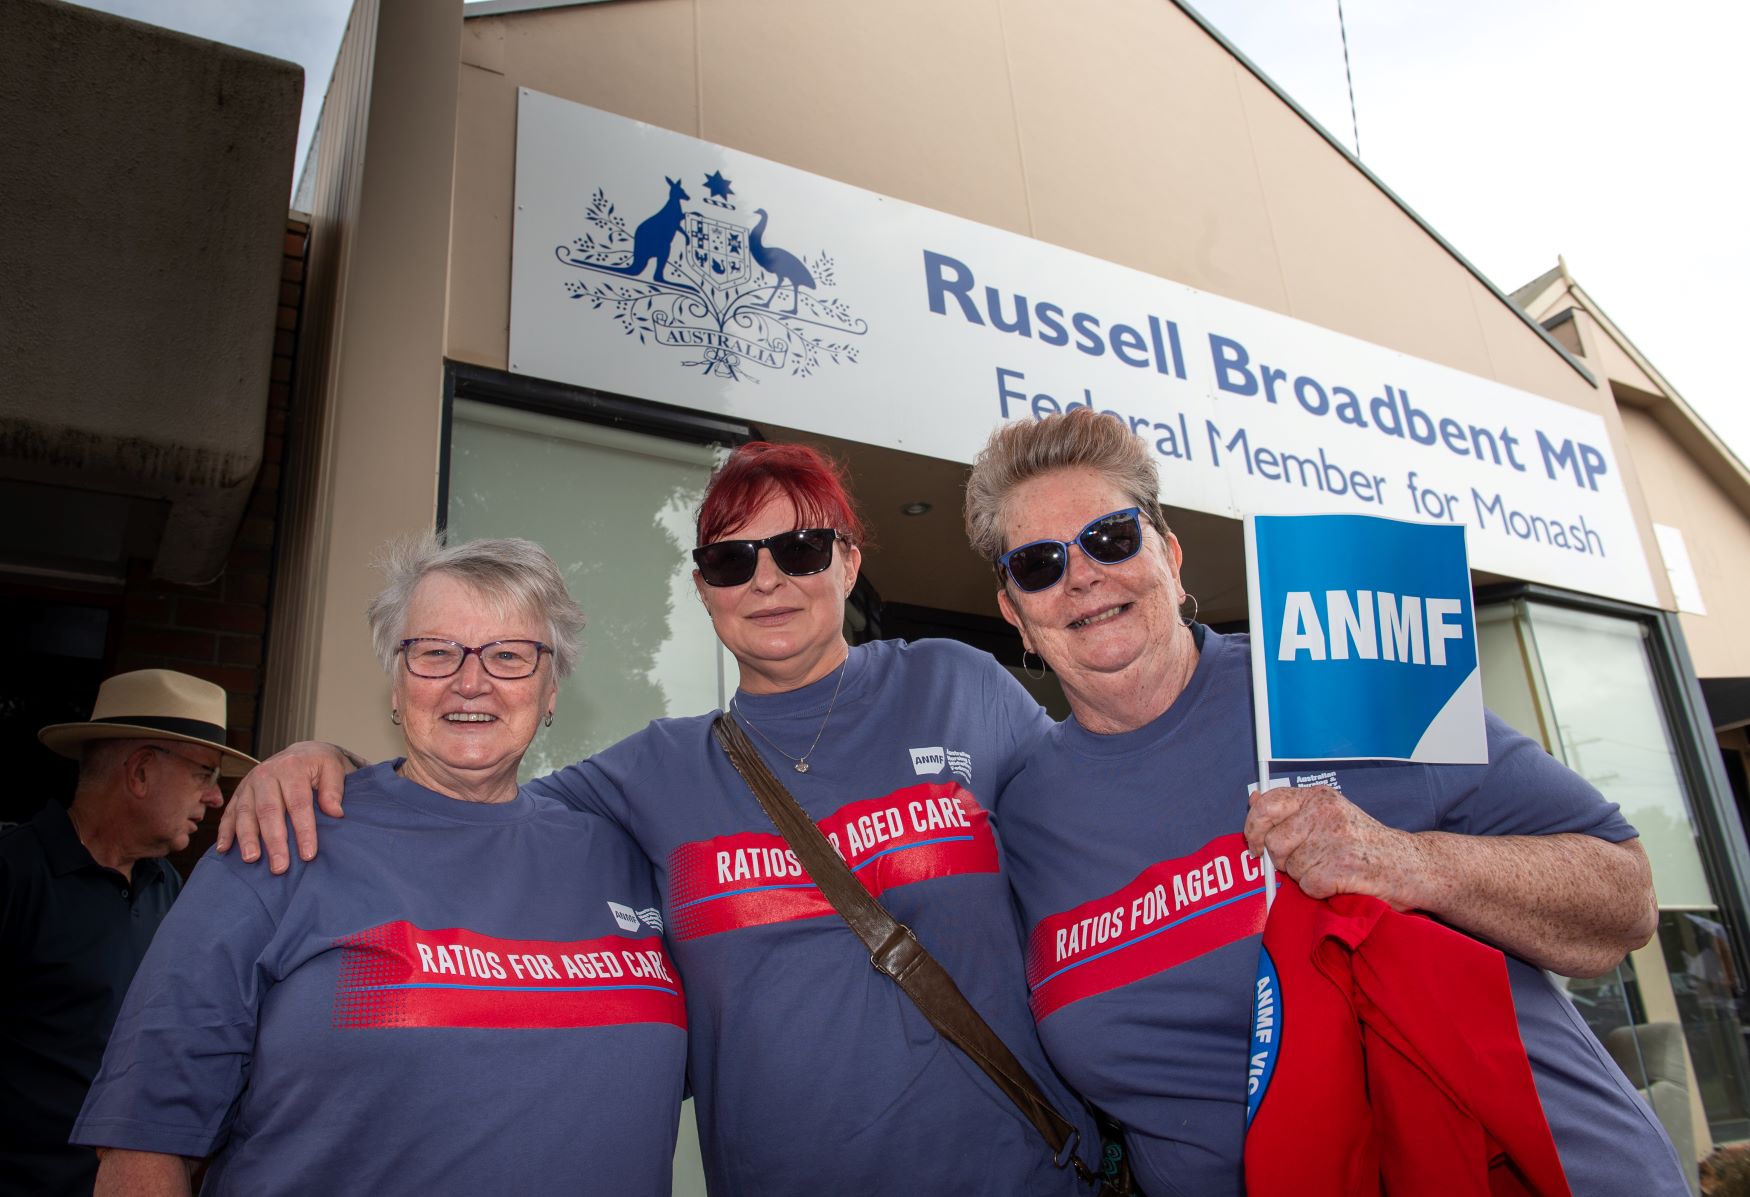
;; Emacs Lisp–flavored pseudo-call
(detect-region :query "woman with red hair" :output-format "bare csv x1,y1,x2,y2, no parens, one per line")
216,441,1096,1196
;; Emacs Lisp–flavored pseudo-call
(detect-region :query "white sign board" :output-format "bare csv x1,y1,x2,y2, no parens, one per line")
510,89,1656,605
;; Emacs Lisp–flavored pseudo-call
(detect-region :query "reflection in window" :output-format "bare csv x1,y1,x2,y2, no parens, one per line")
446,400,729,774
1480,599,1750,1144
1563,957,1647,1049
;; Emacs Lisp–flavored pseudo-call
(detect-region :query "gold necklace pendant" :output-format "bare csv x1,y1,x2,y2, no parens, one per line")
732,652,850,779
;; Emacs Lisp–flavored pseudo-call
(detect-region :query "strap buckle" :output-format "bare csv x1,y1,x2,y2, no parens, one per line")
1053,1126,1084,1173
869,924,923,981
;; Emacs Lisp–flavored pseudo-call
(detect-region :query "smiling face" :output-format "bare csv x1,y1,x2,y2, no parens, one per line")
693,490,861,694
995,467,1198,731
391,572,557,802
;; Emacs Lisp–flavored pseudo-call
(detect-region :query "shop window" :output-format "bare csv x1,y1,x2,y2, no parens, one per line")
444,378,747,1196
1480,597,1750,1145
445,396,734,776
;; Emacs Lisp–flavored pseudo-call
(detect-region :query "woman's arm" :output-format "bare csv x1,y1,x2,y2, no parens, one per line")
93,1147,195,1195
220,741,632,872
1244,784,1656,976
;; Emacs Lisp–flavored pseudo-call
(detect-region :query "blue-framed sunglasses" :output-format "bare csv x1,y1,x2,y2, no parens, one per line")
996,507,1146,593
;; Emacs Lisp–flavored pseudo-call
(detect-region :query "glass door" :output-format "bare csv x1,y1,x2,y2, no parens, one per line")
446,397,732,775
1480,598,1750,1148
445,393,736,1195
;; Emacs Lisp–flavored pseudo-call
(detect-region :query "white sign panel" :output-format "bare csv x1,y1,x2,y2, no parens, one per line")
510,89,1656,605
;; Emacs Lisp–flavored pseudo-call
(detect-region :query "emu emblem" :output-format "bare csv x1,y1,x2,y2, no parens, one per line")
555,172,867,382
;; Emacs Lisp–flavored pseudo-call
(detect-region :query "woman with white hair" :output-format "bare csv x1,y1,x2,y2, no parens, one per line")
72,537,687,1196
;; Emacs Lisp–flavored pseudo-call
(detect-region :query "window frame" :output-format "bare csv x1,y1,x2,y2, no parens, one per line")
1477,580,1750,985
438,361,756,537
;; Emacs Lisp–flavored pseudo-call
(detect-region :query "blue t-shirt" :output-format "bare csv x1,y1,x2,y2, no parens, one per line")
1000,629,1686,1197
528,637,1092,1196
72,763,687,1196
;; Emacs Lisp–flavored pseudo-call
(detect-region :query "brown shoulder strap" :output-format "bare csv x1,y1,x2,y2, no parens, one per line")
712,713,1096,1184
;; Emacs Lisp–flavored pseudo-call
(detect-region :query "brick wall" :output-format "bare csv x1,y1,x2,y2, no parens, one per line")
109,215,307,870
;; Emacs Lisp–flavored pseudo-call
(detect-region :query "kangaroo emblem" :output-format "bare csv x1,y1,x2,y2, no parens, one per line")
557,175,867,383
750,208,816,313
602,176,690,284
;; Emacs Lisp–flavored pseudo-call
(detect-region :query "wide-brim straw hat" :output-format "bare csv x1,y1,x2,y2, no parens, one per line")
38,669,260,777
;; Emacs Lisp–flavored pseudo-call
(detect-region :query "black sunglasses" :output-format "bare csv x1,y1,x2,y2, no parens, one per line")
996,507,1146,593
692,527,842,588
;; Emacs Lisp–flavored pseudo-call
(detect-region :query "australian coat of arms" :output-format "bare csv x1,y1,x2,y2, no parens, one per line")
555,171,868,382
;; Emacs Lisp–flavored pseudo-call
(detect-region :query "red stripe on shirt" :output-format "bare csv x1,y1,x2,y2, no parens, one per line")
1026,833,1268,1020
332,922,686,1029
667,782,999,940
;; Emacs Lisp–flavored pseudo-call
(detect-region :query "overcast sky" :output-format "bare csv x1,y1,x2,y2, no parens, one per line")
68,0,1747,468
1189,0,1749,470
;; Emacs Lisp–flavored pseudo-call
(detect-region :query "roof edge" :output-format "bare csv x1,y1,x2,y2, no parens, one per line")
1169,0,1595,389
461,0,1598,390
1564,279,1750,500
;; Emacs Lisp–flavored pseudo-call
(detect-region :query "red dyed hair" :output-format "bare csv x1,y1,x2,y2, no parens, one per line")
696,441,867,548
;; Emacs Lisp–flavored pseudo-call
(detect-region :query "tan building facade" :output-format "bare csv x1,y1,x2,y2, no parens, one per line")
276,0,1690,747
262,3,1750,1178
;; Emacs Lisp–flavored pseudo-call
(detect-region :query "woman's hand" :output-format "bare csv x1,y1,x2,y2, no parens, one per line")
1243,785,1415,906
214,742,361,873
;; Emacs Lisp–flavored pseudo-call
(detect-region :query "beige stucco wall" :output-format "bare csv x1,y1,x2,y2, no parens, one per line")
440,0,1671,612
1515,277,1750,683
1619,404,1750,678
259,0,463,756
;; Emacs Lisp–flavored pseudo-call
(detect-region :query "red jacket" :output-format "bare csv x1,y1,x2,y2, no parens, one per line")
1244,878,1572,1196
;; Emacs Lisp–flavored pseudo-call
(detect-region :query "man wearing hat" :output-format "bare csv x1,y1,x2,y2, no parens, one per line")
0,669,257,1195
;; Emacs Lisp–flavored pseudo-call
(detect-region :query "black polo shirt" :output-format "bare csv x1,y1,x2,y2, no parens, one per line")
0,800,182,1195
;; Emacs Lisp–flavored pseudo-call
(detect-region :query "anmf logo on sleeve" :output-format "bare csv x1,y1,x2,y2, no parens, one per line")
608,901,662,933
909,746,973,785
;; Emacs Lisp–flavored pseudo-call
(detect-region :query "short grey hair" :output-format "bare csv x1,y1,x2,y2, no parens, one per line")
963,410,1171,565
76,738,143,786
366,535,586,680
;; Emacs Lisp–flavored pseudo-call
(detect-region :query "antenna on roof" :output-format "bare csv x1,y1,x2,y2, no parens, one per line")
1336,0,1362,159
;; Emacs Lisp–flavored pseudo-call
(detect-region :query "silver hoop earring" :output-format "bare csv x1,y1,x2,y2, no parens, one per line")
1020,649,1047,681
544,712,555,729
389,708,401,726
1179,592,1200,628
